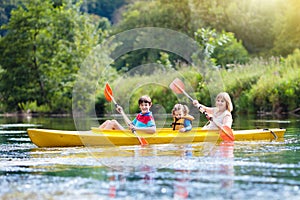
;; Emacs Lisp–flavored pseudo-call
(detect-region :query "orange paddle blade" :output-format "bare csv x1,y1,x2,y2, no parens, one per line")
104,82,149,146
219,126,235,142
132,130,148,146
139,136,149,146
169,78,185,94
104,83,113,102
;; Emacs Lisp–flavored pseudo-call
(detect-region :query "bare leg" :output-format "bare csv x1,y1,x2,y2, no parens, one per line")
110,120,125,130
99,120,124,130
99,120,111,129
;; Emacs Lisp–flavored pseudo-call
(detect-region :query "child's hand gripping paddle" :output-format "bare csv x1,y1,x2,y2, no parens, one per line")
104,83,148,146
169,78,234,142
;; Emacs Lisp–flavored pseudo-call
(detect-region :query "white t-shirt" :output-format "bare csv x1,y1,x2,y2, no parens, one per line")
203,109,232,130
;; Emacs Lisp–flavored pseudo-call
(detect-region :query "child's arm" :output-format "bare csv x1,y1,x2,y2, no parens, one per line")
129,118,156,134
193,100,214,115
179,119,192,132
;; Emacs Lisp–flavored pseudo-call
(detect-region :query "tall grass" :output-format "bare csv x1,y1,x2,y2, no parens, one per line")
221,50,300,114
98,49,300,115
98,65,202,115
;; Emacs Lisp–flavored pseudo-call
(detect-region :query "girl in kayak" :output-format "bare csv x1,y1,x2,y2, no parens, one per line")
192,92,233,129
171,103,194,132
99,95,156,134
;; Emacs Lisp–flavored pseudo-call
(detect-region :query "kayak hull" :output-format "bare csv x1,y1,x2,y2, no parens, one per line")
27,128,286,147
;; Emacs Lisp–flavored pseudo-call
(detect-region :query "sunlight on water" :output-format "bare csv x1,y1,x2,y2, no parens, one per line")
1,118,300,199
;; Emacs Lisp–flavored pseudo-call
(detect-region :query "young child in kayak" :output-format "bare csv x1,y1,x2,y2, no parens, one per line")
171,103,194,132
192,92,233,129
99,95,156,134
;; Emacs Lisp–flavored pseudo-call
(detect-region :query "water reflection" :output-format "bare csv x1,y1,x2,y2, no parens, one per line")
212,142,235,189
96,142,235,199
1,116,300,199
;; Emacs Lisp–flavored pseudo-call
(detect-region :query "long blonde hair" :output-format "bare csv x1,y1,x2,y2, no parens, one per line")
216,92,233,112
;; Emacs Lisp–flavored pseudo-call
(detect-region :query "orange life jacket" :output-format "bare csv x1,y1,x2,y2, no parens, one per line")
171,114,194,130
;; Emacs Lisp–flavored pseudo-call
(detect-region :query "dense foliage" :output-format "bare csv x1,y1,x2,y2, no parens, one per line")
0,0,108,112
0,0,299,115
220,50,300,114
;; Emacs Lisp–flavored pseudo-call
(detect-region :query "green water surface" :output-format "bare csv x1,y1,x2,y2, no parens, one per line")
0,114,299,200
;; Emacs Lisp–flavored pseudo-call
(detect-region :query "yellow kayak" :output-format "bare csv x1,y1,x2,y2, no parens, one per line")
27,127,286,147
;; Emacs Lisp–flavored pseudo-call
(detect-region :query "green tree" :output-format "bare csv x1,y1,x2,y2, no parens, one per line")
194,28,249,67
189,0,229,31
0,0,20,36
0,0,103,112
116,0,195,36
80,0,127,22
112,0,196,71
272,0,300,56
190,0,284,55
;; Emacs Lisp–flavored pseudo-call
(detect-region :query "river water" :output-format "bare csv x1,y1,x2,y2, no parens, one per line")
0,114,299,200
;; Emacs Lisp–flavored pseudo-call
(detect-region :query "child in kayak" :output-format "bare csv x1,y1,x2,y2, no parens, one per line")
99,95,156,134
171,103,194,132
192,92,233,129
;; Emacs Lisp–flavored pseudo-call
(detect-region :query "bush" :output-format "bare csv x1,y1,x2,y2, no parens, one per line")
98,52,300,116
194,28,249,67
221,54,300,114
96,65,202,116
18,101,51,113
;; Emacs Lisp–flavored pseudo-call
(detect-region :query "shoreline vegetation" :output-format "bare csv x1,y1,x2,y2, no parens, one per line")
1,50,300,117
0,0,299,116
1,109,299,119
220,52,300,115
1,50,299,117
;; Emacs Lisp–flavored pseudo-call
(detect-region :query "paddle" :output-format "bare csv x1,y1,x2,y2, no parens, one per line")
169,78,234,142
104,83,148,146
